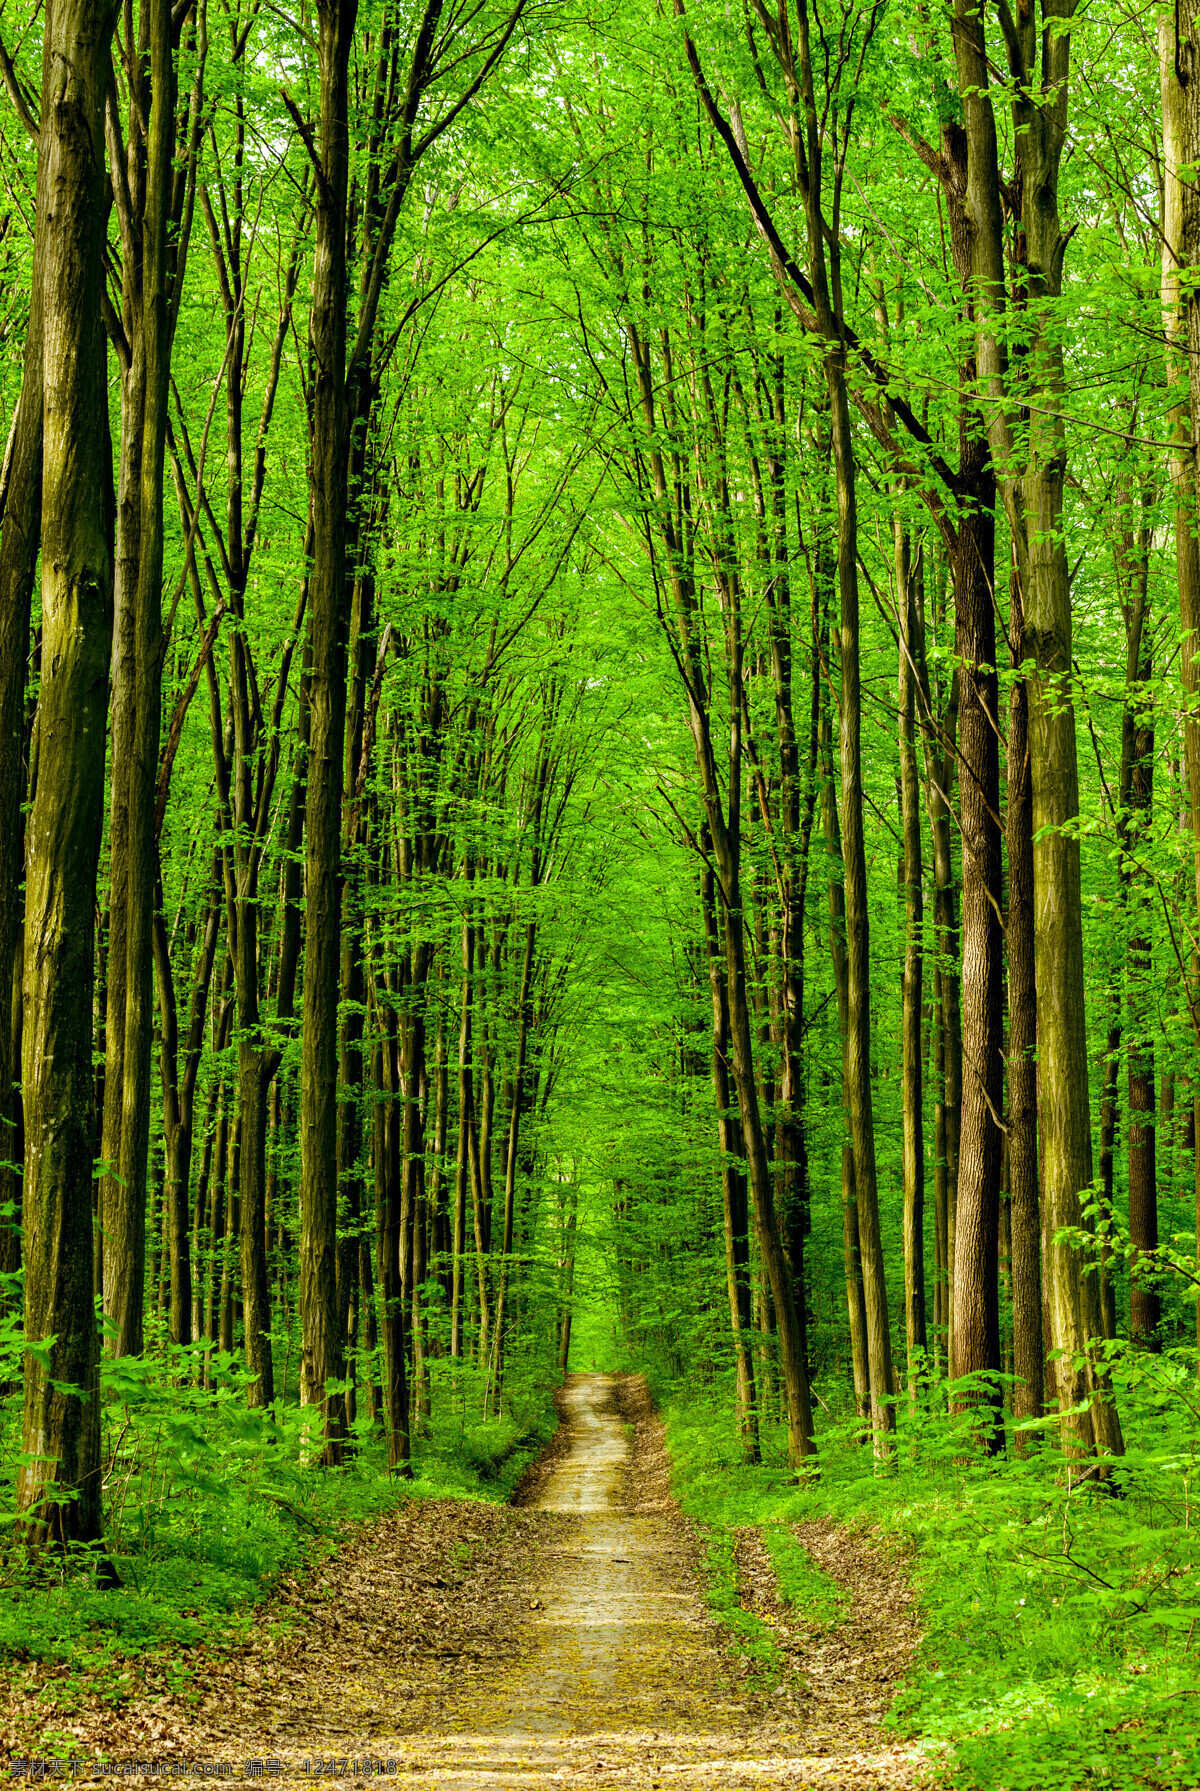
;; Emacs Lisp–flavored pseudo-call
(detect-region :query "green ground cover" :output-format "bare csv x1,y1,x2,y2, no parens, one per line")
0,1347,558,1675
654,1350,1200,1791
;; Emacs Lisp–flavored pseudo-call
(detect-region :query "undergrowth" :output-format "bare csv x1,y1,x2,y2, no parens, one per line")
655,1342,1200,1791
0,1340,558,1680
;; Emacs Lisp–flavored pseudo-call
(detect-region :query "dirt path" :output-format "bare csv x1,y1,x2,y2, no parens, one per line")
7,1375,924,1789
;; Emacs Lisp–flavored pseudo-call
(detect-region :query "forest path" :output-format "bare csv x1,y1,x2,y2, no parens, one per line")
381,1373,920,1789
27,1376,921,1789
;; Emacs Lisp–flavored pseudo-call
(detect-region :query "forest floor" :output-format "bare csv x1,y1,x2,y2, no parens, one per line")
2,1374,927,1788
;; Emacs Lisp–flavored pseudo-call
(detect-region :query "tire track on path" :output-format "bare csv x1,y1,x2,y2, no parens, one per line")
382,1373,922,1789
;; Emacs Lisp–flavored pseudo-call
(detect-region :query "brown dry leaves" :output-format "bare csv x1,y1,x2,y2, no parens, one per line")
0,1380,933,1789
732,1518,926,1788
0,1498,560,1779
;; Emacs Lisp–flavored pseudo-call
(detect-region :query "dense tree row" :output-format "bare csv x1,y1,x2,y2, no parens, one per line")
1,0,1198,1554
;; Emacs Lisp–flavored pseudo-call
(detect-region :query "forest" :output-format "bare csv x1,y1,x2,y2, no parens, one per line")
0,0,1199,1784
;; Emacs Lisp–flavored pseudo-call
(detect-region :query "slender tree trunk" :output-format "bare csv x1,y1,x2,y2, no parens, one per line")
374,1017,409,1470
720,853,815,1465
238,1048,274,1403
106,0,174,1363
192,1092,215,1352
99,334,143,1332
1007,566,1044,1429
426,993,447,1371
950,424,1004,1436
0,55,47,1297
702,860,759,1463
335,557,375,1395
228,659,274,1405
819,665,870,1429
205,1096,229,1375
841,1147,870,1429
1127,640,1159,1347
452,898,474,1360
409,1124,428,1423
299,0,358,1460
397,944,432,1455
924,660,961,1371
220,1121,239,1357
708,690,814,1467
153,877,219,1353
19,0,117,1548
931,975,949,1372
557,1181,577,1377
469,1002,493,1362
896,525,926,1385
489,921,535,1407
1160,11,1200,1364
826,358,894,1449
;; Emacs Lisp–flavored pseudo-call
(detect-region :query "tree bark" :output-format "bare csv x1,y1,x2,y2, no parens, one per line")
451,899,474,1361
1127,614,1158,1347
152,860,220,1352
0,71,46,1298
954,0,1122,1458
1007,564,1043,1429
374,1012,409,1469
702,857,759,1463
896,524,927,1385
19,0,117,1549
1160,7,1200,1362
949,423,1003,1433
826,354,895,1448
298,0,358,1459
819,675,870,1432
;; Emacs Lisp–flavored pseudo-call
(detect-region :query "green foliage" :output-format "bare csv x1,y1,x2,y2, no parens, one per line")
415,1360,561,1500
651,1358,1200,1791
0,1350,558,1673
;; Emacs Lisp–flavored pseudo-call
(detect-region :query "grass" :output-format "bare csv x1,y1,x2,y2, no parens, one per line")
652,1344,1200,1791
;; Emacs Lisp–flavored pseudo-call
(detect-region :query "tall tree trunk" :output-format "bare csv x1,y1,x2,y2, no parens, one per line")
557,1180,577,1377
1160,8,1200,1363
820,664,870,1429
106,0,174,1363
335,554,375,1393
0,52,47,1299
426,992,447,1372
489,920,536,1409
298,0,358,1460
923,656,960,1372
99,288,144,1332
702,859,759,1463
396,943,432,1459
1127,630,1159,1347
931,980,948,1374
238,1047,274,1403
452,896,475,1360
19,0,117,1549
954,0,1122,1458
896,524,926,1385
374,1015,409,1470
826,354,895,1449
153,866,220,1353
719,833,815,1466
950,422,1004,1435
1007,564,1043,1429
